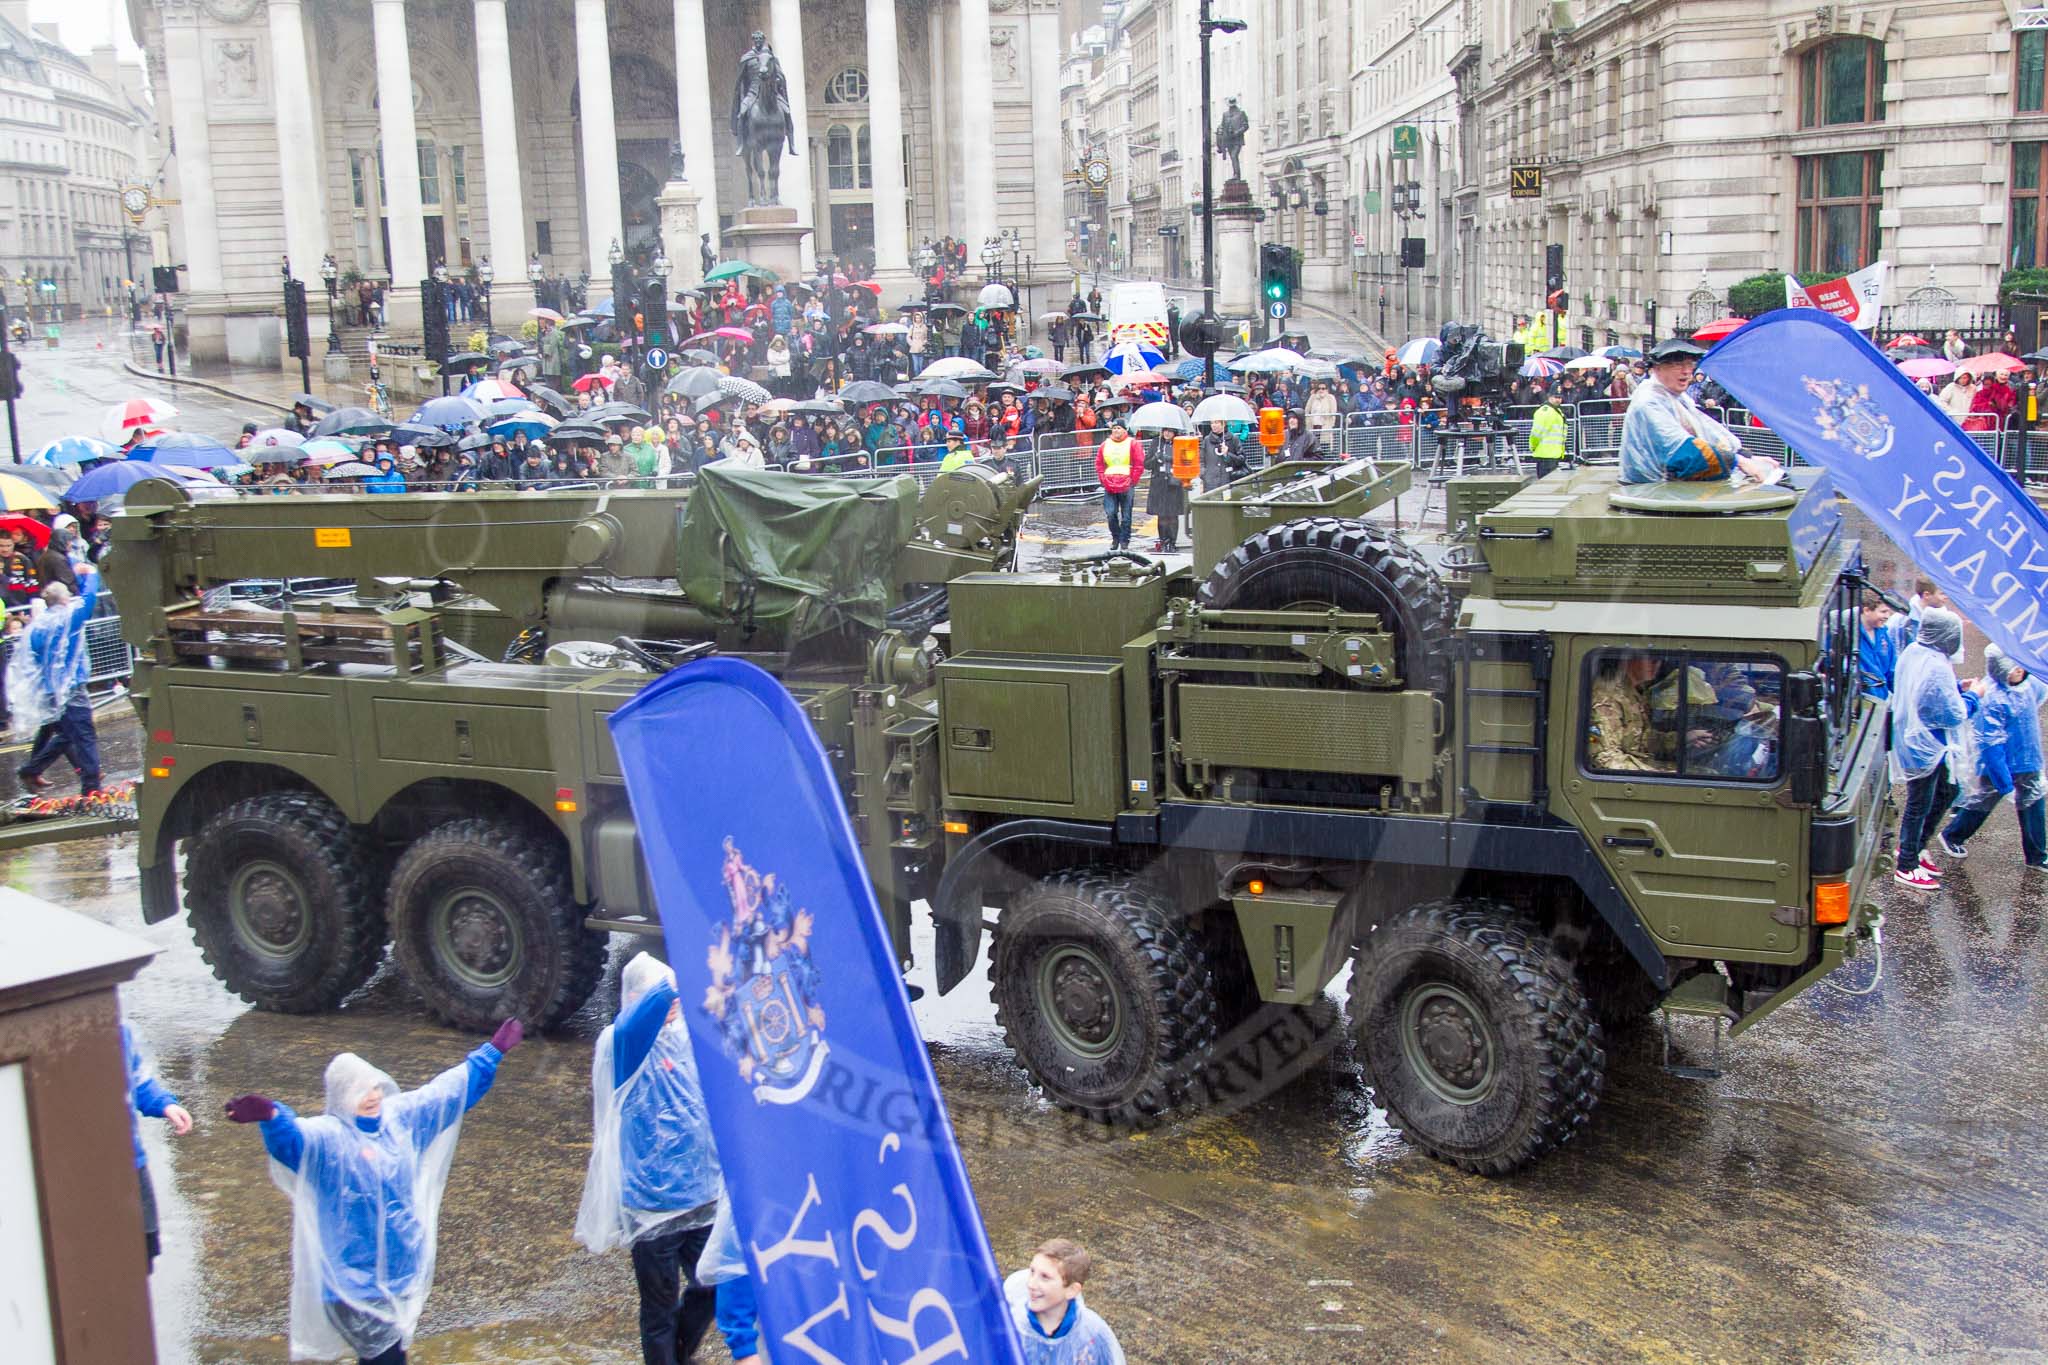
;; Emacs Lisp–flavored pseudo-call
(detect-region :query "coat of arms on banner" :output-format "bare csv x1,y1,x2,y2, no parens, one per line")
1803,376,1895,459
705,836,830,1104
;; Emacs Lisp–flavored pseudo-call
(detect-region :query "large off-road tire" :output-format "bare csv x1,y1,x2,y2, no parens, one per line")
1351,899,1604,1175
1580,955,1668,1032
183,792,385,1013
387,818,607,1032
992,870,1217,1125
1198,516,1455,690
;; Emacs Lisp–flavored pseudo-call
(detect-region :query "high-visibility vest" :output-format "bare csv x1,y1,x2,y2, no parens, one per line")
1530,403,1568,461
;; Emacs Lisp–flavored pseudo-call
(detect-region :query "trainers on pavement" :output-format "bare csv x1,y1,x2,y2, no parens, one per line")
1918,853,1942,876
1894,868,1940,890
1937,833,1968,859
16,769,51,791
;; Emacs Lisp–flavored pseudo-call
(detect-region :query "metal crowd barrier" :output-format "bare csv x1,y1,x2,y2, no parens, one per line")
0,613,134,695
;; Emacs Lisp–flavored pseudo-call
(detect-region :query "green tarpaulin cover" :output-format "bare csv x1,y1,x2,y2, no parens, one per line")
676,464,919,644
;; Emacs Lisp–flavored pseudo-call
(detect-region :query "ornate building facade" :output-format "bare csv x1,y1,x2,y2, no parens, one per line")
132,0,1070,370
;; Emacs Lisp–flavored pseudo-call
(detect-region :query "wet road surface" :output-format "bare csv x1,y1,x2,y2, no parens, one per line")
9,342,2048,1361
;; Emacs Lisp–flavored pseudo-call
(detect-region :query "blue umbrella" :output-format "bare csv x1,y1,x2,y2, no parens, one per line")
1173,358,1209,382
130,431,247,469
66,461,220,503
411,395,488,429
489,411,558,440
585,297,616,318
1103,341,1164,375
28,435,116,467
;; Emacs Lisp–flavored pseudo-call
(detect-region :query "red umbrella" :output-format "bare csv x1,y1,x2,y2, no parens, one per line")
712,326,755,341
571,373,615,393
853,280,883,296
1886,334,1931,349
0,514,50,549
1689,316,1749,344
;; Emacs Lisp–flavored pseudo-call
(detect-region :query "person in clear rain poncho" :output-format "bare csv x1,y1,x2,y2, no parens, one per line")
1004,1239,1127,1365
575,952,724,1365
223,1019,523,1364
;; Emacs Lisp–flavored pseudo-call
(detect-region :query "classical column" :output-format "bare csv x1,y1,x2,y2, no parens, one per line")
927,1,953,236
957,0,996,254
1027,5,1063,275
266,0,328,284
574,0,624,294
371,0,428,331
768,0,816,270
865,0,908,278
473,0,531,314
159,12,222,294
672,0,719,248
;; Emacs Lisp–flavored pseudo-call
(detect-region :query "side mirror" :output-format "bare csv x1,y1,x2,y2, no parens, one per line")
1785,670,1824,805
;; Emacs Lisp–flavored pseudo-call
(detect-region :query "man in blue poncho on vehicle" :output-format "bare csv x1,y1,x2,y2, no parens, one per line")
13,576,103,794
576,952,725,1365
223,1019,523,1363
1619,338,1782,485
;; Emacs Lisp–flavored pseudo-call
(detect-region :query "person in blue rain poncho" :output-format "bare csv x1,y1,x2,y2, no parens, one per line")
575,952,725,1365
1004,1239,1127,1365
1619,338,1781,486
1889,608,1974,890
11,576,103,793
121,1018,193,1269
1940,643,2048,868
223,1019,523,1364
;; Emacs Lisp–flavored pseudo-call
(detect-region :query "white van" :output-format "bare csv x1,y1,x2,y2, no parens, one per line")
1107,281,1170,353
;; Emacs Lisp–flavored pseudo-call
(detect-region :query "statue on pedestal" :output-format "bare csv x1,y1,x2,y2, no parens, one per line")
730,31,797,207
1216,98,1249,183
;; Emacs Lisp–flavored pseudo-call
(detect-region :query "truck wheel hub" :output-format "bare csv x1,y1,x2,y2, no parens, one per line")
434,890,522,989
1402,983,1496,1103
230,860,311,959
1039,945,1122,1057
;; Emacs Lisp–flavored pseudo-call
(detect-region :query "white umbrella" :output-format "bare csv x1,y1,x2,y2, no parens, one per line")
977,283,1015,310
1129,401,1191,433
1191,393,1256,425
919,356,997,381
1565,355,1615,370
1394,337,1441,366
1226,347,1308,374
248,427,308,449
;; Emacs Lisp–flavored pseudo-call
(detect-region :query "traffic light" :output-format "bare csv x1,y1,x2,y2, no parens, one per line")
642,279,669,348
1545,243,1565,294
1260,244,1291,308
152,265,179,294
1179,311,1226,357
420,277,450,363
1399,237,1426,268
283,279,310,360
1547,288,1570,315
0,350,20,401
611,263,633,330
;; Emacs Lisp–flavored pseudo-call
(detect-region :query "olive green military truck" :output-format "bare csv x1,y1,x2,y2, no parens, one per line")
105,457,1889,1174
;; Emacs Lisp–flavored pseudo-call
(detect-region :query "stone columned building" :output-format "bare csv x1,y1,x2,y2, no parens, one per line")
132,0,1070,370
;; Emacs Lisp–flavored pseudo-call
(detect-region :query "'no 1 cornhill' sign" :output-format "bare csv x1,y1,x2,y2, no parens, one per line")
1510,165,1543,199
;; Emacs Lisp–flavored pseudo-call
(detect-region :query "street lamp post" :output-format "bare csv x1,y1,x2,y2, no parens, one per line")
1197,2,1248,389
320,254,341,354
528,251,545,313
477,256,493,332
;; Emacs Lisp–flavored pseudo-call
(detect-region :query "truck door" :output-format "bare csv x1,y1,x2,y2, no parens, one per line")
1558,642,1809,963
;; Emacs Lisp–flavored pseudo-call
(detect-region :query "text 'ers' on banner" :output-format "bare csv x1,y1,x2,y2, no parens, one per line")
1703,309,2048,677
608,658,1023,1365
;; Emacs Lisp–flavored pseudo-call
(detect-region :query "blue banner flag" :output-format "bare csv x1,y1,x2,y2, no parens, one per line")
1704,309,2048,677
608,658,1023,1365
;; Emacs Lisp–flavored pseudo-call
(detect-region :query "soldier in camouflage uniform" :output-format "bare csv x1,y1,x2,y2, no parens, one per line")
1591,657,1722,772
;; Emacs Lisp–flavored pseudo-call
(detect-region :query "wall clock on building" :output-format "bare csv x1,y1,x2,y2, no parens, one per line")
1085,159,1110,190
121,185,152,222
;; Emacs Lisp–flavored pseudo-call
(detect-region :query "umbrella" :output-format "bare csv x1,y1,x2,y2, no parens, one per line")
1599,346,1643,360
529,307,566,323
897,300,930,313
324,461,380,480
1067,311,1104,323
440,352,495,373
1190,393,1256,425
482,398,539,421
396,426,459,449
1887,344,1938,359
758,397,801,415
839,381,899,405
489,412,559,440
461,378,523,403
1129,401,1190,433
27,435,116,466
710,326,756,342
571,373,616,393
63,462,215,503
299,438,361,464
1062,361,1110,380
702,260,756,283
589,403,654,424
853,279,883,296
1104,342,1165,375
977,284,1016,310
920,356,997,381
291,393,335,414
1957,352,2026,376
490,339,530,357
928,303,968,318
526,383,574,416
1093,395,1131,411
102,398,178,441
455,432,498,453
922,379,972,400
1029,385,1075,403
552,424,609,444
498,357,541,377
1393,338,1441,366
895,382,927,397
1688,317,1749,343
791,399,846,415
412,395,489,428
1562,356,1613,371
0,471,58,511
1015,357,1065,375
1886,334,1931,349
1521,357,1567,377
0,514,50,548
131,432,247,468
1228,347,1309,374
1039,311,1069,323
1898,356,1956,380
1171,358,1212,382
680,348,721,364
585,297,617,318
666,367,725,399
557,316,597,330
717,376,773,403
693,391,738,414
1538,346,1588,361
246,428,307,451
310,407,393,438
864,322,910,336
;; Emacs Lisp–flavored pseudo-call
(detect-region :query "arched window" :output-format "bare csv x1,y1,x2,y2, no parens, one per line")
1800,38,1884,128
824,67,868,105
827,124,856,189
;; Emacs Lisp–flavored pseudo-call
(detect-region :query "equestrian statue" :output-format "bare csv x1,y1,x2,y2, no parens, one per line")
730,31,797,207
